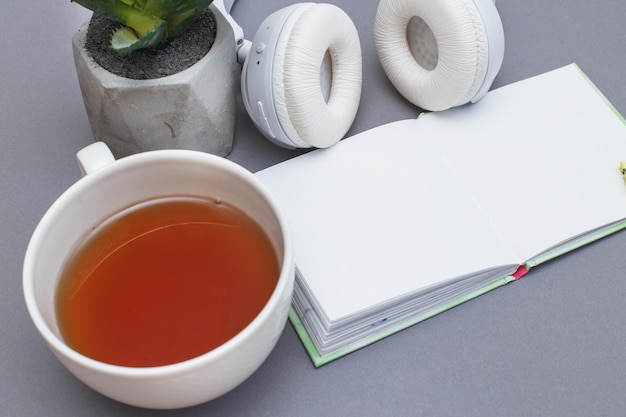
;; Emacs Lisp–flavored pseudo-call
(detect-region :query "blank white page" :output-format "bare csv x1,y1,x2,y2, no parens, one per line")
422,64,626,260
256,64,626,324
256,120,516,323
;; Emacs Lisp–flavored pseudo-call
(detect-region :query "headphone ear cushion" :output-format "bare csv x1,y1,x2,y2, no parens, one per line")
273,3,362,148
375,0,500,111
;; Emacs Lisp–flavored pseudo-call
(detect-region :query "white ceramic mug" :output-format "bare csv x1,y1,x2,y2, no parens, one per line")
23,142,294,409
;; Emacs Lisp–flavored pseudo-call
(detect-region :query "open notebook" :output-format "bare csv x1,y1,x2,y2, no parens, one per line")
255,64,626,366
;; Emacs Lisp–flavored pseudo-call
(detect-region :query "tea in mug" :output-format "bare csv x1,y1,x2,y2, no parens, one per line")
55,196,279,367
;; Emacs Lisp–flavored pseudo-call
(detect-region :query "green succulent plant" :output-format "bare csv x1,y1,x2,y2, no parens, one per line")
72,0,214,55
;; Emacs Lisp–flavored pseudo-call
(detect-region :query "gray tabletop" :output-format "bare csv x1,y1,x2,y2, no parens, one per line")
3,0,626,415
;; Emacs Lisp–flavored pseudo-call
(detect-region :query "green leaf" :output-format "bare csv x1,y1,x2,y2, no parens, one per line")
72,0,214,54
110,22,167,54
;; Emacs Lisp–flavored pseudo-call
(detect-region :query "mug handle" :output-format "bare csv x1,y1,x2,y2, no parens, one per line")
76,142,116,177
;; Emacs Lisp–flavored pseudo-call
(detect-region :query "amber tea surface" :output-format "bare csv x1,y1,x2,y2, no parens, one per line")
55,196,279,367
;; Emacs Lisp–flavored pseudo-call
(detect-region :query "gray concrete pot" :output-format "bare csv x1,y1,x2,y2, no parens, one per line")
72,4,238,158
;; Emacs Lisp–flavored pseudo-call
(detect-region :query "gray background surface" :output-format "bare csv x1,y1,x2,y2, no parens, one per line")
2,0,626,415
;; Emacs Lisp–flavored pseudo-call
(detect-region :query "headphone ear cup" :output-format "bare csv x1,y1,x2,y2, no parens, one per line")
242,3,362,149
275,3,362,148
374,0,504,111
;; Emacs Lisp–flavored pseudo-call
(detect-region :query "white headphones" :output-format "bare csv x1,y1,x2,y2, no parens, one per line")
217,0,505,149
241,3,363,149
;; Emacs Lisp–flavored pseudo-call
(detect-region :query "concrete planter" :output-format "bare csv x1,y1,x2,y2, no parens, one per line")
72,4,238,158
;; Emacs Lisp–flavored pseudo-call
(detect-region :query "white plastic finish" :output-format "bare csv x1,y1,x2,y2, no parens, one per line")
469,0,505,103
241,4,304,149
213,0,247,63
